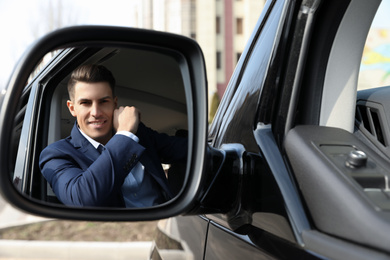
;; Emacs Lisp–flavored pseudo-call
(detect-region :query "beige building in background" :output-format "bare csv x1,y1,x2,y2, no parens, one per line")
130,0,265,111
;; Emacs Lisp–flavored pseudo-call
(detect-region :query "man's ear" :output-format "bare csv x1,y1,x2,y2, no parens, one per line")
67,100,77,117
114,96,118,108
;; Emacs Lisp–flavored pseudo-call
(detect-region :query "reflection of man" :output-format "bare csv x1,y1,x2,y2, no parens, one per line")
39,64,187,208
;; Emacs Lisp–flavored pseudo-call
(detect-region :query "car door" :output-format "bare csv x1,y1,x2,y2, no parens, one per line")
202,0,390,258
203,0,314,258
161,1,302,258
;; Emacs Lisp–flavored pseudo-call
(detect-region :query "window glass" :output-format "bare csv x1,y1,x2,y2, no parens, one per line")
215,0,285,151
217,51,222,69
358,1,390,90
216,16,221,34
236,18,243,34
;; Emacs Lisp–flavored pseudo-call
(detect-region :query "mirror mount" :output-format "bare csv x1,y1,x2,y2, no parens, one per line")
191,144,244,215
189,143,278,235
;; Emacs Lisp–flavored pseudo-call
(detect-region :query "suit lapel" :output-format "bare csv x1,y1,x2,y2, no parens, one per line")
69,122,101,162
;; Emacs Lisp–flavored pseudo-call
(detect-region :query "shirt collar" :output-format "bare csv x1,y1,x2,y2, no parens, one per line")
78,126,101,149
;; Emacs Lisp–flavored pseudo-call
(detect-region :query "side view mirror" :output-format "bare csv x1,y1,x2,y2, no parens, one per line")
0,26,208,221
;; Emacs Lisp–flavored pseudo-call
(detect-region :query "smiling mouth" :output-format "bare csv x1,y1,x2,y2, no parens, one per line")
89,120,106,127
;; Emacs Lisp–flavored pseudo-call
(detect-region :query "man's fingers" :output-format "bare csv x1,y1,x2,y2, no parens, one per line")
114,106,140,133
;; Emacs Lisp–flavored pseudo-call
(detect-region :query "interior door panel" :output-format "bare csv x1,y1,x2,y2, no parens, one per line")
284,125,390,253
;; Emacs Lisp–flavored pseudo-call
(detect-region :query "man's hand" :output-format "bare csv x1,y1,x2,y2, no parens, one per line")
113,106,140,134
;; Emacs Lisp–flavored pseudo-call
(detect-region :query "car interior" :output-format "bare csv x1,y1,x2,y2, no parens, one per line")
320,0,390,211
282,0,390,253
356,87,390,160
49,47,188,142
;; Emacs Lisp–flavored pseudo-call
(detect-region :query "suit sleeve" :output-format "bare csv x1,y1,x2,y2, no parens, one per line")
39,135,145,207
137,123,188,164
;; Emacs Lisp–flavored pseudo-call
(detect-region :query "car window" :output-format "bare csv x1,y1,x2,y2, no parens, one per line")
209,0,274,140
212,0,284,151
358,1,390,90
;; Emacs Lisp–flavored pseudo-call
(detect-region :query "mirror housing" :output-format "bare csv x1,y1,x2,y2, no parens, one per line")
0,26,208,221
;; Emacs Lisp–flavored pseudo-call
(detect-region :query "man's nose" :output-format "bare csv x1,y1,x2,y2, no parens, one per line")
90,103,102,117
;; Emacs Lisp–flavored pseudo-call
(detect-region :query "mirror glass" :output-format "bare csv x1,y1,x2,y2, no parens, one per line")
12,45,189,209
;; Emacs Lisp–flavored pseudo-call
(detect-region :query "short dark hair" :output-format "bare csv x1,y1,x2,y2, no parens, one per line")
68,64,116,100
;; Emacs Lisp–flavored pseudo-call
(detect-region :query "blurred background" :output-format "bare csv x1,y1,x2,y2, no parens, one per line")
1,0,389,120
0,0,266,122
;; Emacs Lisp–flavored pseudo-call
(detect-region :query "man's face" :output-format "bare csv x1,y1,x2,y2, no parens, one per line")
67,81,117,145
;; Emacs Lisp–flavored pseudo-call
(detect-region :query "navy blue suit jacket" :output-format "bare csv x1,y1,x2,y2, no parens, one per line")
39,122,187,207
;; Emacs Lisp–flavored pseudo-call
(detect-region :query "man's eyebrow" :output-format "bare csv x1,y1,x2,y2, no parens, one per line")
76,96,112,103
77,98,91,103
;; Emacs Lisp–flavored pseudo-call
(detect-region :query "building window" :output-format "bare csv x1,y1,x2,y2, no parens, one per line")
216,16,221,34
236,52,242,63
236,18,243,35
217,51,222,69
